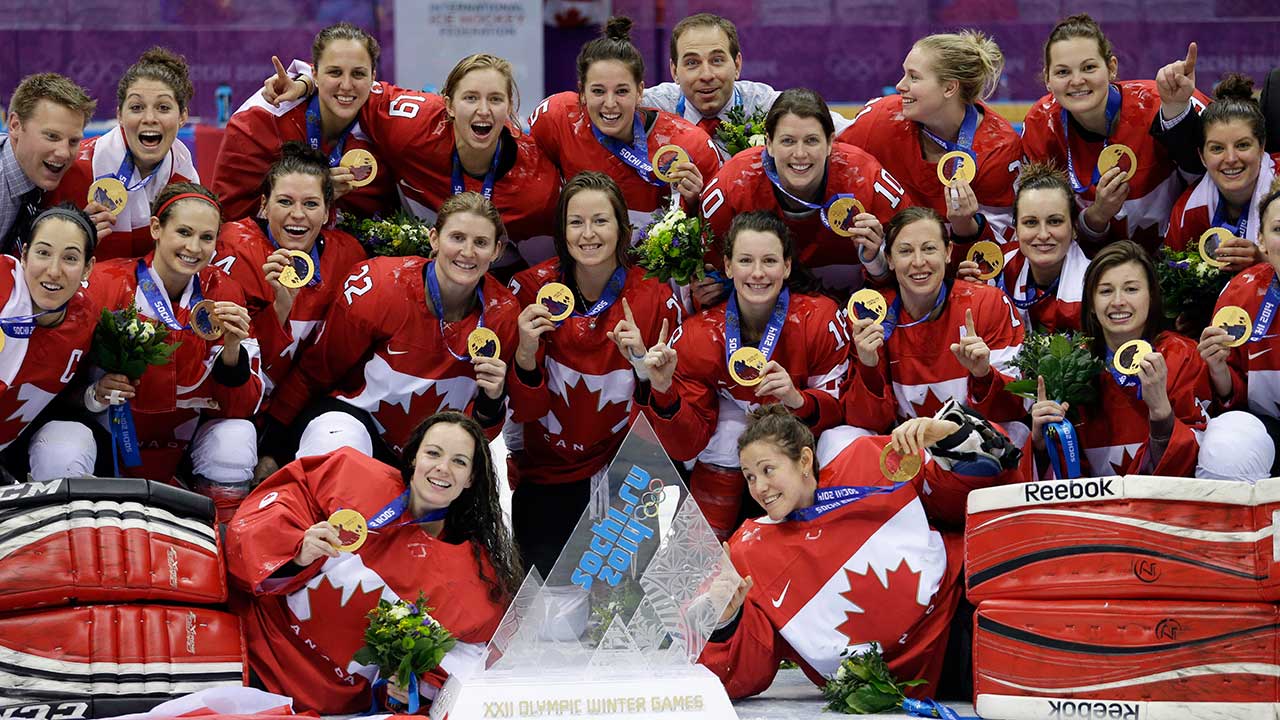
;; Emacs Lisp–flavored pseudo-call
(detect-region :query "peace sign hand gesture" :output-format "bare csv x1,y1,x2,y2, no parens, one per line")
644,319,679,393
949,308,992,378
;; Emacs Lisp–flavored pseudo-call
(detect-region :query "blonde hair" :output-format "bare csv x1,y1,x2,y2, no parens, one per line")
442,54,521,126
914,30,1005,103
9,72,96,124
434,191,508,244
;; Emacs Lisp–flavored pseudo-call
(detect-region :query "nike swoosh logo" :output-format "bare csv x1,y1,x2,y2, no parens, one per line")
1249,348,1270,360
386,348,410,355
771,580,791,608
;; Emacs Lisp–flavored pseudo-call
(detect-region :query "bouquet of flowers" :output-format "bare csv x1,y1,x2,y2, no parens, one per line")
821,643,930,714
1004,330,1102,412
634,205,718,285
716,104,768,157
353,592,456,712
340,210,434,257
1155,247,1231,335
90,305,178,379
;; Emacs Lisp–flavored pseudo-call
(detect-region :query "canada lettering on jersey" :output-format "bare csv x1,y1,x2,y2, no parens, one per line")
572,465,657,591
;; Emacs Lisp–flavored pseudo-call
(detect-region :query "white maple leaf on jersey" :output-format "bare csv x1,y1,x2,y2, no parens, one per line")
1084,442,1143,476
544,357,634,433
6,384,55,424
1248,369,1280,418
280,320,321,359
342,354,476,432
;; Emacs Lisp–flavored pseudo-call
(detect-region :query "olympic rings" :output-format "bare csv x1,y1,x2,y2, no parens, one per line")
633,478,668,519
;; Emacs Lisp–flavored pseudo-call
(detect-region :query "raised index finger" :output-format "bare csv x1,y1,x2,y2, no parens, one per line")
1184,42,1197,76
658,318,669,345
1037,375,1047,404
273,55,288,82
965,308,977,336
622,297,635,325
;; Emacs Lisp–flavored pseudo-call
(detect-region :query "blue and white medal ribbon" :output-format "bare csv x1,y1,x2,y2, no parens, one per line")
883,283,949,340
919,103,980,176
425,261,485,361
451,136,503,199
996,271,1059,310
901,698,963,720
591,114,665,188
760,151,857,235
1211,198,1249,238
136,260,202,331
1104,347,1143,399
724,287,789,367
1045,419,1082,479
0,302,68,339
367,490,449,530
786,482,907,522
305,94,355,167
97,151,161,193
1249,277,1280,342
574,266,627,319
676,86,741,118
1061,84,1122,193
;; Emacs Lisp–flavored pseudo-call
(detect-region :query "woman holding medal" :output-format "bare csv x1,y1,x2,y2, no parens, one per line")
702,88,910,296
506,172,683,574
957,164,1089,332
83,183,265,519
825,207,1027,466
528,17,720,236
1167,75,1279,271
215,142,367,398
47,48,199,261
0,205,101,482
266,192,518,464
1031,240,1208,479
634,211,848,540
212,22,397,222
264,53,561,279
228,411,522,714
701,402,1023,699
1021,14,1210,253
836,31,1020,251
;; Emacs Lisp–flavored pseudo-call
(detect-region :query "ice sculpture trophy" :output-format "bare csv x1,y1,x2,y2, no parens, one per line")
429,415,740,719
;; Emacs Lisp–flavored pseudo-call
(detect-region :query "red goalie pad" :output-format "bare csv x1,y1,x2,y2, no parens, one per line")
0,604,247,718
973,599,1280,719
0,477,226,612
965,476,1274,602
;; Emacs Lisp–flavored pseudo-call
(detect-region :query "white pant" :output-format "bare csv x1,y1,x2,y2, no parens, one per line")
1197,411,1273,483
296,411,374,459
28,421,97,481
189,418,258,484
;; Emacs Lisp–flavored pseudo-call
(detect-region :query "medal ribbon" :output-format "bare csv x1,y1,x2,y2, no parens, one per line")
883,283,949,340
266,226,323,287
305,94,356,167
369,673,421,714
675,86,742,118
574,266,627,319
591,114,665,188
135,259,202,331
366,490,449,530
1250,276,1280,342
451,136,503,199
900,698,963,720
760,151,856,234
1045,419,1082,479
98,151,162,193
1061,84,1122,193
109,399,143,474
919,103,980,177
724,287,790,367
1211,198,1249,238
0,302,68,339
996,271,1059,310
425,261,485,361
1104,347,1143,399
786,482,907,522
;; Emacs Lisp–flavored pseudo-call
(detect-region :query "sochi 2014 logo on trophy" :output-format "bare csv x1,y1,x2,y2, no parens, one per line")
429,414,741,719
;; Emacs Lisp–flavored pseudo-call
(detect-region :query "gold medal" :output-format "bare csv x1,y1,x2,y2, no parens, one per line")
1212,306,1252,348
189,299,224,341
340,149,378,188
536,282,575,322
936,151,976,187
0,332,5,352
651,144,690,183
327,508,368,553
1097,144,1137,183
278,249,316,289
728,346,767,387
879,444,923,483
1198,227,1232,269
467,326,501,359
824,196,866,238
88,178,128,217
847,288,887,325
967,240,1005,281
1113,338,1153,376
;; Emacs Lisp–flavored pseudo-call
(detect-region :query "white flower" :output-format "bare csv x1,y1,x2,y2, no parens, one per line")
126,319,142,337
836,664,850,681
138,323,155,341
389,604,410,620
748,134,766,147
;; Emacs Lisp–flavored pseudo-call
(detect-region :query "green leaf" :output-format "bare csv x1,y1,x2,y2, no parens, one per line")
1049,334,1071,358
1004,378,1037,398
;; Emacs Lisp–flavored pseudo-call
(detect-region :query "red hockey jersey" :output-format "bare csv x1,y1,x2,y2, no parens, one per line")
211,90,398,222
641,292,847,468
1210,263,1280,417
1021,81,1208,252
528,92,721,232
355,84,560,268
268,257,519,451
85,255,267,480
702,145,911,292
46,126,198,261
701,431,1020,699
842,282,1026,433
1069,333,1208,478
227,448,506,714
837,95,1020,245
213,219,367,395
989,240,1089,333
0,255,98,450
1166,152,1280,252
507,261,682,486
